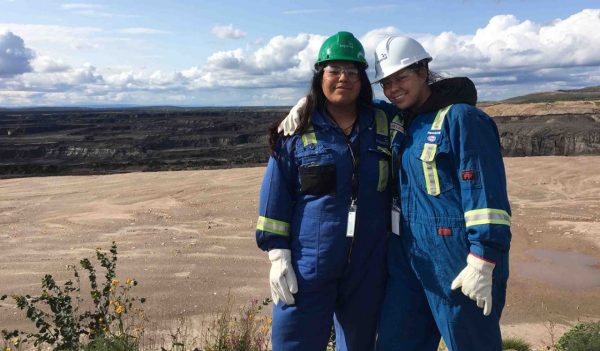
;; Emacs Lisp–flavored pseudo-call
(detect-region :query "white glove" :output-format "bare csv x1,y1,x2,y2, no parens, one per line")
277,97,307,136
268,249,298,305
451,254,495,316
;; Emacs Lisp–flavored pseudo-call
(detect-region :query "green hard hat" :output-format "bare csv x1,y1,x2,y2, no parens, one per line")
315,31,367,69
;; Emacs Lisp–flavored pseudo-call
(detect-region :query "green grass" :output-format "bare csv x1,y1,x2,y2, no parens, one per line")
502,337,531,351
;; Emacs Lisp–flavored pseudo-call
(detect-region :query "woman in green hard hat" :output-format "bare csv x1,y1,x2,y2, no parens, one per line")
255,31,397,351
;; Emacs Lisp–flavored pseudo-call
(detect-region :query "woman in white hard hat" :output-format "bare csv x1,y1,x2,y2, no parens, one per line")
373,35,511,351
256,31,397,351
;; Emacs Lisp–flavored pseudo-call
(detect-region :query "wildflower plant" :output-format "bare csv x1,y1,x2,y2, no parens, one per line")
1,330,23,351
201,295,271,351
1,242,145,350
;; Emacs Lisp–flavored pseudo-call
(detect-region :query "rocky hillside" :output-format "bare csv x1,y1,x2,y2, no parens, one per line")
493,113,600,156
1,103,599,178
0,107,286,178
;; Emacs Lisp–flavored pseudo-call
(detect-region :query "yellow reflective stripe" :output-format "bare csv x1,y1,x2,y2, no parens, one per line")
422,157,440,196
431,105,452,131
256,216,290,236
420,143,437,162
377,159,389,192
420,143,440,195
302,127,317,146
418,105,452,196
464,209,511,227
377,146,391,157
374,109,388,136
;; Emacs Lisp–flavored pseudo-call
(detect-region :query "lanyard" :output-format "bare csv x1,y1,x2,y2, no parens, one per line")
344,125,360,203
325,109,360,202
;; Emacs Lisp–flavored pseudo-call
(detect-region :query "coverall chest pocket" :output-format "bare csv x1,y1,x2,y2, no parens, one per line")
412,140,456,196
296,146,337,196
369,147,391,192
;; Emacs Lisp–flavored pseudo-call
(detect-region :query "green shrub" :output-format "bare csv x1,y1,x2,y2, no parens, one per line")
82,334,138,351
502,337,531,351
555,321,600,351
1,242,145,350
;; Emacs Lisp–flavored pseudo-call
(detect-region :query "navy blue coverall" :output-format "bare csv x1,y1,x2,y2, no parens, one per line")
256,104,395,351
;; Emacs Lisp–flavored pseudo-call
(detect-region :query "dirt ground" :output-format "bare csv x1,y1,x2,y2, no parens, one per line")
1,156,599,350
480,100,600,116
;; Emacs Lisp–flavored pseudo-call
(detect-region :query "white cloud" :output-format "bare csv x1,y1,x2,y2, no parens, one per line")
3,9,600,106
0,24,103,52
211,25,246,40
0,31,35,76
32,55,70,73
60,3,117,17
361,9,600,99
423,9,600,72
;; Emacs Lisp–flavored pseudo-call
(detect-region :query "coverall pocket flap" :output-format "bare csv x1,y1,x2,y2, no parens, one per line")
412,143,455,195
299,164,336,195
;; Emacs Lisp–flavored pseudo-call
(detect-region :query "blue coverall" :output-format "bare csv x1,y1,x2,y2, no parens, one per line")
256,104,395,351
376,103,512,351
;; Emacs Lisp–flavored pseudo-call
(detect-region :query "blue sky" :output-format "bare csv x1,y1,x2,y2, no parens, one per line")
1,0,599,106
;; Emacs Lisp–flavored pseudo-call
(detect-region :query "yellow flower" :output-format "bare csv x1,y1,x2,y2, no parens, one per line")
12,337,20,346
109,288,114,294
5,346,12,351
109,300,114,305
125,278,133,285
111,279,119,286
116,305,124,314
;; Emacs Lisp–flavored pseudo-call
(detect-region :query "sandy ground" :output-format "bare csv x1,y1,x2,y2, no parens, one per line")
1,156,599,350
480,100,600,116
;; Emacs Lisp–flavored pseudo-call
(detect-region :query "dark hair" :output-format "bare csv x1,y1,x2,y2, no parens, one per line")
268,61,373,152
406,59,443,85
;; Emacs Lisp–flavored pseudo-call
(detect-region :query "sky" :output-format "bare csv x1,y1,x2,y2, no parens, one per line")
1,0,600,107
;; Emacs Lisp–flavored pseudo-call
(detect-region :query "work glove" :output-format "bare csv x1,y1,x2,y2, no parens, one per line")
268,249,298,305
451,254,495,316
277,97,306,136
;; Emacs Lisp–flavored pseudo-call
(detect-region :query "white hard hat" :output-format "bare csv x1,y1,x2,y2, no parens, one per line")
373,36,432,83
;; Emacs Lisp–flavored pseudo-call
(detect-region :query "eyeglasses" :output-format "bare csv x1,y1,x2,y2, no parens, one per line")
323,65,360,82
379,72,411,89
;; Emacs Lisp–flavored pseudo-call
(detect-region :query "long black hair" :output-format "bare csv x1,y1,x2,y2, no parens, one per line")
268,61,373,152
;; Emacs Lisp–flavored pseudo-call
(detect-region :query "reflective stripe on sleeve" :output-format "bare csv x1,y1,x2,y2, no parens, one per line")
256,216,290,236
464,209,511,227
431,105,452,131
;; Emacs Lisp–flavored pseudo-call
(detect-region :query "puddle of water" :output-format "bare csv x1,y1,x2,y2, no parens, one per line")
518,249,600,290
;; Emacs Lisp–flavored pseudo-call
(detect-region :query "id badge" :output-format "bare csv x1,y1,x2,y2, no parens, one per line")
346,201,357,237
391,204,401,236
